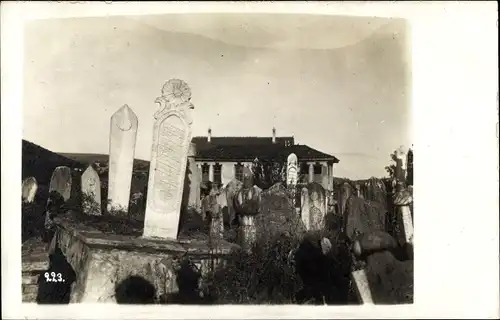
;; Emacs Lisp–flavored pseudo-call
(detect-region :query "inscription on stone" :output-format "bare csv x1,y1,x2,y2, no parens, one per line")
152,117,187,212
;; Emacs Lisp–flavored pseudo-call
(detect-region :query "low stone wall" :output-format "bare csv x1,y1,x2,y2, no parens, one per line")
52,215,240,303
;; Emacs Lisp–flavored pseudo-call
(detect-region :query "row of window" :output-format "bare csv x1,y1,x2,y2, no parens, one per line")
200,162,325,184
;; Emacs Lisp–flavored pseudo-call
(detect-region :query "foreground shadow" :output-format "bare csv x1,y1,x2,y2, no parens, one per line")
164,260,214,304
36,247,76,304
115,275,156,304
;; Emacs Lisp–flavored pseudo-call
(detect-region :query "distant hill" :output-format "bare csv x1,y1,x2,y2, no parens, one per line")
59,152,150,171
22,140,87,185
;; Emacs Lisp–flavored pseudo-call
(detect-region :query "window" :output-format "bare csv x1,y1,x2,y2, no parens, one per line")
214,163,222,185
300,163,309,174
201,163,209,182
235,163,244,181
314,163,322,175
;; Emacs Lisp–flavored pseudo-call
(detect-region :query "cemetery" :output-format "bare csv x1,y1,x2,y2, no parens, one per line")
21,79,414,305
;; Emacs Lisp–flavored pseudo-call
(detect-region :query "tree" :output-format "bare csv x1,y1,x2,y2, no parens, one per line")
406,148,413,186
384,146,414,185
384,151,398,179
251,157,286,190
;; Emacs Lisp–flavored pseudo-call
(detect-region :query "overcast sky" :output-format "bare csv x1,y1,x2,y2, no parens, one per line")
23,14,412,180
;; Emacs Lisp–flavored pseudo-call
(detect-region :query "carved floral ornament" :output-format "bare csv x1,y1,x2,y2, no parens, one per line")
154,79,195,122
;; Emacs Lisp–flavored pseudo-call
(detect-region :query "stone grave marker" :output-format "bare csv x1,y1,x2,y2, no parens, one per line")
49,166,72,201
108,104,138,213
300,187,310,230
338,182,354,217
224,178,243,226
186,142,201,210
351,269,375,304
143,79,194,239
81,166,102,215
286,153,298,186
22,176,38,203
307,182,327,231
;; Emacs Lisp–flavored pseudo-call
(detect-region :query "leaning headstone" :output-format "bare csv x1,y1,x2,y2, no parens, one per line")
143,79,194,239
286,153,298,186
22,176,38,203
81,166,101,215
307,182,327,231
107,104,138,213
300,187,310,230
49,166,72,201
351,269,374,304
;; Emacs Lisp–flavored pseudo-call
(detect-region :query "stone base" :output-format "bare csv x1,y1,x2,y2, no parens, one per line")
52,213,240,303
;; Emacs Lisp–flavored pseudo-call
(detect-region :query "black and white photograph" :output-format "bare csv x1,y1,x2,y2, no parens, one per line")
2,1,498,319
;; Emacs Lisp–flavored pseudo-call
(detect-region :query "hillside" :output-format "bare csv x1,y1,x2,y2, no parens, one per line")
22,140,87,185
58,153,150,172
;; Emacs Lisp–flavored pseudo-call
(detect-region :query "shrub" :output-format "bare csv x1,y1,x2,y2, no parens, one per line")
202,231,302,304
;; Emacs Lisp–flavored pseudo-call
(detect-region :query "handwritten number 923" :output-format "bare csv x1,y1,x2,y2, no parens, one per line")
44,272,64,282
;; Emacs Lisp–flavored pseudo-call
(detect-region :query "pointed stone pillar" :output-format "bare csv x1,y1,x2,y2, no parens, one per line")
107,104,138,214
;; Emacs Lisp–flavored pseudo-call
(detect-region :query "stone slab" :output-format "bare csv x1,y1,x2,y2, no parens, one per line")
53,217,238,303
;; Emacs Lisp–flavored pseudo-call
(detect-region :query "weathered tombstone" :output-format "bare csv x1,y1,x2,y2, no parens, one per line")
267,182,287,196
224,179,243,226
300,187,310,230
365,178,387,207
81,166,101,215
338,182,354,218
394,146,407,184
107,104,138,213
308,182,327,231
206,193,224,240
351,269,374,304
186,143,201,210
355,184,363,198
242,166,253,189
22,176,38,204
256,190,306,241
234,185,262,251
49,166,72,201
143,79,194,239
286,153,298,186
393,188,414,250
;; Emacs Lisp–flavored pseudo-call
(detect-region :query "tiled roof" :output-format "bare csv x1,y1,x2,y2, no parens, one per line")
192,136,294,151
192,137,339,163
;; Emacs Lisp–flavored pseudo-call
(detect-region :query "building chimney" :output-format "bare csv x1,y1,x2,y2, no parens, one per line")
208,127,212,143
272,127,276,144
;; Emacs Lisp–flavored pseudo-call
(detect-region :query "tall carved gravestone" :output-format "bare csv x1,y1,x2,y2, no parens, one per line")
49,166,72,201
81,166,101,215
22,176,38,203
108,104,138,213
286,153,298,186
307,182,327,231
287,153,298,212
143,79,195,239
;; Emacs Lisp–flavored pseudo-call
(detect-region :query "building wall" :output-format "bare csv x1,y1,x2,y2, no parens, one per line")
193,160,335,190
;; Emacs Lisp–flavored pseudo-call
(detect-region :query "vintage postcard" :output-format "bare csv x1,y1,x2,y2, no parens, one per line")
2,1,498,319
